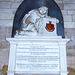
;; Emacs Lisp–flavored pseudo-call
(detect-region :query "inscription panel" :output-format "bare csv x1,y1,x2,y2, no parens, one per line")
15,44,60,72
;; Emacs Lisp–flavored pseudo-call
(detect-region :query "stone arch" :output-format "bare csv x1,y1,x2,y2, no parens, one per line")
12,0,65,38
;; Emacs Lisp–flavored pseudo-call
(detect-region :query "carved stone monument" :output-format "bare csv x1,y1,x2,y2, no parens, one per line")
6,6,69,75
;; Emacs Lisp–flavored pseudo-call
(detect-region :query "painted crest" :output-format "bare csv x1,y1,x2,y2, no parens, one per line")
45,21,55,32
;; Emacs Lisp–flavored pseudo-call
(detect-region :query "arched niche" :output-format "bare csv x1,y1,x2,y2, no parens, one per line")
12,0,65,38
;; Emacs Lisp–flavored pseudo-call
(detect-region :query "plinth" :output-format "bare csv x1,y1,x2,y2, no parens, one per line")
6,36,69,75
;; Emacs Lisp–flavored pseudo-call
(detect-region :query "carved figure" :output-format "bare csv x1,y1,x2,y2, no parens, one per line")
15,6,59,36
18,6,48,35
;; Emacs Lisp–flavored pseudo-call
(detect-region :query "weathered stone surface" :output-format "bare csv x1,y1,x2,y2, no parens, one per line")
65,28,75,37
64,22,75,28
14,0,23,2
0,71,7,75
63,15,72,22
73,15,75,21
0,13,14,19
64,4,75,10
0,0,10,1
0,26,12,36
10,0,23,2
61,10,68,15
68,10,75,15
54,0,63,3
0,50,9,66
11,2,22,9
68,67,75,75
0,64,1,70
67,56,75,69
65,28,75,70
0,2,11,9
0,20,13,26
57,3,64,9
63,0,75,3
0,9,16,14
0,26,12,69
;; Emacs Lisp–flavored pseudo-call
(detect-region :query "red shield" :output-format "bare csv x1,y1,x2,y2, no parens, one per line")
45,22,55,32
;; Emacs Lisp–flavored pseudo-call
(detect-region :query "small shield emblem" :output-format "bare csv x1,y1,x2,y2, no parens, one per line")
45,21,55,32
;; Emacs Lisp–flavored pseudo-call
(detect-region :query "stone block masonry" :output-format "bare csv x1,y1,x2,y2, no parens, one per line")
0,26,12,69
55,0,75,28
0,0,75,74
0,0,75,28
0,0,22,27
0,0,23,69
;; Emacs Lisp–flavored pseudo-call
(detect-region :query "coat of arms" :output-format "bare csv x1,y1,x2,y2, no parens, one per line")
45,21,55,32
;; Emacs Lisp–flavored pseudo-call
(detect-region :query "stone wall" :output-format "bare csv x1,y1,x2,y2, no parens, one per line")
0,0,23,69
55,0,75,71
0,0,75,73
